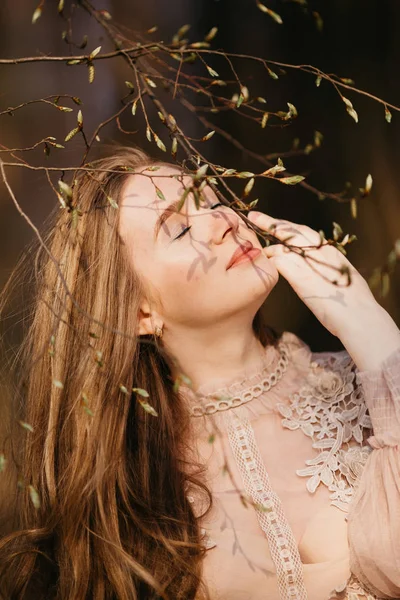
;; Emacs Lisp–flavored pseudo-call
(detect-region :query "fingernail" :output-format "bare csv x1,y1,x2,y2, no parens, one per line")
248,211,261,221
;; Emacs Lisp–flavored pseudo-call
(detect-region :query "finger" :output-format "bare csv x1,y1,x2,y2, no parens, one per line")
248,211,298,235
249,212,303,248
249,211,325,248
248,211,276,229
248,211,291,240
264,243,302,263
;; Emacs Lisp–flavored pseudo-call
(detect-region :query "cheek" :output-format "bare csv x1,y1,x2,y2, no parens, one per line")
155,255,211,314
159,259,201,291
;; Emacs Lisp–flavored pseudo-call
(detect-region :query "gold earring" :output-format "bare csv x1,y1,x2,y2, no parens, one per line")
154,325,163,338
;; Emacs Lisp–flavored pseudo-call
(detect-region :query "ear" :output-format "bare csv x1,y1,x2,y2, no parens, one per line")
137,300,161,336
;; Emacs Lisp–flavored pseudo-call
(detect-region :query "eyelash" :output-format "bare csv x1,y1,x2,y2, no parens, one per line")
174,202,223,240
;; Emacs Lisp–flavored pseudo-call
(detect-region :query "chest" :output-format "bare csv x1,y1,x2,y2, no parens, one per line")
192,477,351,600
190,425,350,567
199,483,349,566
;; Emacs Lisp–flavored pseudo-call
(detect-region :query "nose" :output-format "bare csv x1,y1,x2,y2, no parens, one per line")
211,207,240,245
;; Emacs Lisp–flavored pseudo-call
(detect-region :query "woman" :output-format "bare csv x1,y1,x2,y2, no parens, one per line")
0,144,399,600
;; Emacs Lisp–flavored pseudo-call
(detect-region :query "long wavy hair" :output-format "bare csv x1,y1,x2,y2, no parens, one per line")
0,144,281,599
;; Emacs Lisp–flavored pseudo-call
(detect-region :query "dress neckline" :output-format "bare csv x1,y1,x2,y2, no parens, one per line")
179,334,292,417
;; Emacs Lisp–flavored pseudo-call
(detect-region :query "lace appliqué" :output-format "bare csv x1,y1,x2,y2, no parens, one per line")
276,350,373,512
327,573,386,600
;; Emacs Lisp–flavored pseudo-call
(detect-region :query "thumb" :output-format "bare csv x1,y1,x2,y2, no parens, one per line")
264,243,284,259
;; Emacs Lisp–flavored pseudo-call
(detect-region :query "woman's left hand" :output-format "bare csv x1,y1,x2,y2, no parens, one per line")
247,210,379,339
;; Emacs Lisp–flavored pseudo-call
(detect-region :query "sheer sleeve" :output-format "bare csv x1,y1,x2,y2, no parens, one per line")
347,344,400,599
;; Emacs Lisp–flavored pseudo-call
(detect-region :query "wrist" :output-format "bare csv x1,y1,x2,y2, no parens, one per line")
338,303,400,372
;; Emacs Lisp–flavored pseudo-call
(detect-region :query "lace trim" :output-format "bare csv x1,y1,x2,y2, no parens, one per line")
326,573,384,600
226,409,308,600
189,339,291,417
276,350,373,512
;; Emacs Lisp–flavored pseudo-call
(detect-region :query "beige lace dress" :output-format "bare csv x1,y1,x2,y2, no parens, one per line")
179,331,400,600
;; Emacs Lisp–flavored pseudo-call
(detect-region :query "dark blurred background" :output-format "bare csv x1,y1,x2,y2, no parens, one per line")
0,0,399,353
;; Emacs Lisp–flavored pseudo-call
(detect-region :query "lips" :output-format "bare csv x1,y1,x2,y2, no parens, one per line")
226,240,255,270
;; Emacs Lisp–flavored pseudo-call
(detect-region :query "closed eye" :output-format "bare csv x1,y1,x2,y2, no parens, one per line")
174,226,191,240
173,202,223,240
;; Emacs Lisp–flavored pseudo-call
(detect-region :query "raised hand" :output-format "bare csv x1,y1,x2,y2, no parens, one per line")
247,210,378,339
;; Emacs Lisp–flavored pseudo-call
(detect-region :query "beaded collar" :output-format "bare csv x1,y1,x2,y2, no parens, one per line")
182,339,291,417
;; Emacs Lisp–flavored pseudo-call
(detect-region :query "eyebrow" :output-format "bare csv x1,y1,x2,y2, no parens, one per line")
153,197,188,241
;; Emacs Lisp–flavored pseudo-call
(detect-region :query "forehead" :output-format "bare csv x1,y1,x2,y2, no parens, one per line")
122,164,190,209
119,164,217,241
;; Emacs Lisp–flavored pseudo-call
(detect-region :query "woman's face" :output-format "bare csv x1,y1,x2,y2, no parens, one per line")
119,164,279,333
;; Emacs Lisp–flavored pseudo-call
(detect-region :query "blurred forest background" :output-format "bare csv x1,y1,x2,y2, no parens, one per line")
0,0,399,356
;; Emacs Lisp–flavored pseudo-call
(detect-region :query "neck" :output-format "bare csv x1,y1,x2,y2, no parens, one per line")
164,314,269,394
